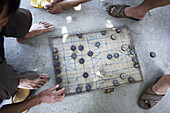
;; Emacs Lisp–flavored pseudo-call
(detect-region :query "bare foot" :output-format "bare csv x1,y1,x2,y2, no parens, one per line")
18,75,49,89
152,74,170,95
110,7,145,20
17,21,54,43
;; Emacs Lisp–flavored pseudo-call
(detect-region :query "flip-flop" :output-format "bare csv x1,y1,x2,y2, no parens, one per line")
138,78,164,109
31,0,51,8
12,88,30,113
107,5,140,21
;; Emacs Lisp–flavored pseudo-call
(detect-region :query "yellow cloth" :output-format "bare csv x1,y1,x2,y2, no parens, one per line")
31,0,51,8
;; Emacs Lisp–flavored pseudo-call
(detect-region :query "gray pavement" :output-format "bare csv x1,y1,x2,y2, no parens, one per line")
4,0,170,113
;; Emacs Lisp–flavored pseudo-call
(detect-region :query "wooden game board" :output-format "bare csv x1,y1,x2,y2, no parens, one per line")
50,26,143,95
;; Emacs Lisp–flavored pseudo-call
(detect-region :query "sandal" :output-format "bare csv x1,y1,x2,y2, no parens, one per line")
138,86,164,109
107,5,140,21
12,89,30,113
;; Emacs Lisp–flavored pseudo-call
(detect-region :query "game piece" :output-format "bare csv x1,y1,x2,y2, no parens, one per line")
116,28,121,33
79,58,85,64
128,44,134,50
121,45,127,51
71,45,76,51
54,55,59,60
55,61,60,67
86,84,91,91
100,30,106,35
107,54,113,60
95,42,100,48
110,34,116,40
77,34,83,38
113,80,119,86
71,53,77,59
150,52,156,58
56,69,61,74
78,45,84,51
100,69,106,75
56,77,62,83
56,86,63,91
120,73,126,79
76,87,82,93
128,77,135,83
83,72,89,78
130,50,136,55
134,63,139,68
114,53,119,58
53,48,58,53
88,51,93,57
132,57,138,63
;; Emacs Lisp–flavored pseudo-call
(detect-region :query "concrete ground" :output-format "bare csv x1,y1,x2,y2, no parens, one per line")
4,0,170,113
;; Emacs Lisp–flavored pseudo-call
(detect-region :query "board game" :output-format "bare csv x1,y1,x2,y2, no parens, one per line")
50,26,143,95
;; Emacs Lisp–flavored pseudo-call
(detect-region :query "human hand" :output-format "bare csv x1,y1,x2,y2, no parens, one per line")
38,85,65,103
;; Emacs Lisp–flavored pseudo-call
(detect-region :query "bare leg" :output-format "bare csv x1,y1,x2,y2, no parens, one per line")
152,74,170,95
125,0,170,19
16,21,54,43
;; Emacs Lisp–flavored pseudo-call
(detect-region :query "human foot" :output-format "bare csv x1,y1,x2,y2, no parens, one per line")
152,74,170,95
17,21,54,43
107,5,145,21
138,75,170,109
18,74,49,89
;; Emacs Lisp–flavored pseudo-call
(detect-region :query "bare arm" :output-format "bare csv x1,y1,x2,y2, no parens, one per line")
0,85,65,113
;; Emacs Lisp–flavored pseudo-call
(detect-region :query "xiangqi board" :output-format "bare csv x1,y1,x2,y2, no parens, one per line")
50,26,143,95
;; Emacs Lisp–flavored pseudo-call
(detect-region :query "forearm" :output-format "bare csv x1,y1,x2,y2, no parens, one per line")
0,95,41,113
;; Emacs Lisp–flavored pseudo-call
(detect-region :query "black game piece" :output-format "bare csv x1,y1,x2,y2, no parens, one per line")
71,53,77,59
54,55,59,60
78,45,84,51
130,50,135,55
95,42,100,48
76,87,82,93
120,73,126,79
56,77,62,83
56,69,61,74
116,28,121,33
100,30,106,35
79,58,85,64
53,48,58,53
55,61,61,67
56,86,63,91
83,72,89,78
132,57,138,63
128,77,135,83
134,63,140,68
110,34,116,40
121,45,127,51
77,34,83,38
107,54,113,60
113,80,119,86
86,84,92,91
88,51,93,57
114,53,119,58
150,52,156,58
128,44,134,50
71,45,76,51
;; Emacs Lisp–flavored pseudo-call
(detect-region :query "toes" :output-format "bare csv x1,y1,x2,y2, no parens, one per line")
40,75,49,79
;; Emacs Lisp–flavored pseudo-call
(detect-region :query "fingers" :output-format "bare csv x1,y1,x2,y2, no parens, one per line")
48,85,59,91
39,75,49,79
55,88,65,95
